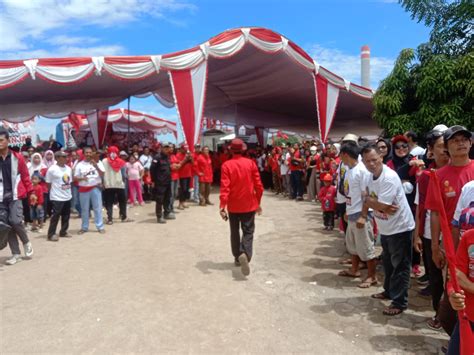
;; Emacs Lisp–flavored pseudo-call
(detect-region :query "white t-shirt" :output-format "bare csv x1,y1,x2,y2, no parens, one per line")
45,164,73,201
280,152,290,175
452,180,474,235
366,165,415,235
139,154,152,170
74,160,105,188
414,184,432,239
345,161,370,216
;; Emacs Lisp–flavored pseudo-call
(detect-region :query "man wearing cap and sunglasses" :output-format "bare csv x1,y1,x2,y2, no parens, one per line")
220,139,263,276
425,125,474,335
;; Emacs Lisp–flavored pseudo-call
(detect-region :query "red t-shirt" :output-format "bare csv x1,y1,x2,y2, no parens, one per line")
169,154,180,181
29,185,44,206
454,229,474,321
430,161,474,221
318,185,336,212
289,150,304,172
176,152,193,179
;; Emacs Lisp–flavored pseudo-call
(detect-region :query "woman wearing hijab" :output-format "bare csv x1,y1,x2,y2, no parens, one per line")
376,138,392,164
41,150,56,218
101,146,132,224
387,135,422,277
28,152,51,222
43,150,56,168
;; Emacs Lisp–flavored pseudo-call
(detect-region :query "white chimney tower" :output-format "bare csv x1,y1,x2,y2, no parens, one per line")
361,45,370,88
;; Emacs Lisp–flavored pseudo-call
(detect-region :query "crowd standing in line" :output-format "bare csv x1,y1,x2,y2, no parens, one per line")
0,124,473,353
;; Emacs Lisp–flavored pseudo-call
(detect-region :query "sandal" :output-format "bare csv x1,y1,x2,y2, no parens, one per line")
358,278,378,288
371,292,389,300
427,317,442,330
383,307,404,316
338,270,361,278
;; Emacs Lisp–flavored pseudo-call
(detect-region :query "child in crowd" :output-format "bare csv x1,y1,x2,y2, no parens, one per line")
318,173,336,230
142,168,153,202
29,174,44,232
126,155,144,205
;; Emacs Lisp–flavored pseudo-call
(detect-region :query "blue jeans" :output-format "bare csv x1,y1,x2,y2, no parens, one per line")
447,319,474,355
169,179,179,212
192,175,200,201
381,230,413,310
79,187,104,231
290,170,304,198
72,184,82,214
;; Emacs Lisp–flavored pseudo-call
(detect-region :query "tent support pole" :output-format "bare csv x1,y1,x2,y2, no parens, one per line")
127,96,131,152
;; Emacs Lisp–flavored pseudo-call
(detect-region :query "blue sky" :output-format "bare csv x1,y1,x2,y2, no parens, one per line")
0,0,431,140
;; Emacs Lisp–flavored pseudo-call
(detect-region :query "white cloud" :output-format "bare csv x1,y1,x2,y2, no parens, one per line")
2,45,126,60
308,44,395,89
46,35,100,46
0,0,195,56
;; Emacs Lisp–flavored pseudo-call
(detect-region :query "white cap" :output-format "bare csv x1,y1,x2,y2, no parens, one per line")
342,133,358,143
310,145,317,151
433,124,448,133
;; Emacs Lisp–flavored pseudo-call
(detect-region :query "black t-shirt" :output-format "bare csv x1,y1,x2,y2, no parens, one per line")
0,152,13,200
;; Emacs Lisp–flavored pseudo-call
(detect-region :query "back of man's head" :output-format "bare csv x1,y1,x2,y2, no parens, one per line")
340,141,360,160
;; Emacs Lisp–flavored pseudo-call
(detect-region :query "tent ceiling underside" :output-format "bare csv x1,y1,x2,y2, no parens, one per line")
0,27,378,139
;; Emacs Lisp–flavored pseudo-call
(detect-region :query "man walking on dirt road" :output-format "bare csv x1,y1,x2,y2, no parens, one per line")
219,139,263,276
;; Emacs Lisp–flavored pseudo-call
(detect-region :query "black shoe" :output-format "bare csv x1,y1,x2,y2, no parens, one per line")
48,235,59,242
164,213,176,220
234,259,241,267
417,273,429,285
157,217,166,224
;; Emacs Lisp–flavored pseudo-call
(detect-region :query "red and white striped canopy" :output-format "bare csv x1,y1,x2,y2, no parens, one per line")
0,27,378,144
67,108,177,134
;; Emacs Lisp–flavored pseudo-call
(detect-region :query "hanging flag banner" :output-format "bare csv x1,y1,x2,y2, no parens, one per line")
315,74,340,143
169,61,208,151
1,118,37,147
86,108,109,148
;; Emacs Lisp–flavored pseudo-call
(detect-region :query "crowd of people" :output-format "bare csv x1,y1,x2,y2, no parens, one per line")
0,123,473,353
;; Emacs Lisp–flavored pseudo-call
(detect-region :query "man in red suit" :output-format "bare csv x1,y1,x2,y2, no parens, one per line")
220,139,264,276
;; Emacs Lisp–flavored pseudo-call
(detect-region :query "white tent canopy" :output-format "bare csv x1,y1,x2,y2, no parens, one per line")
0,27,378,145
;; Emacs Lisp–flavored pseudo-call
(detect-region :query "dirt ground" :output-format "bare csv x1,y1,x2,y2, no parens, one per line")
0,189,448,354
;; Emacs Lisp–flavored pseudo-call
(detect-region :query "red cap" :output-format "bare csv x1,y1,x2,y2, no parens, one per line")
230,138,246,152
322,173,332,182
391,135,408,145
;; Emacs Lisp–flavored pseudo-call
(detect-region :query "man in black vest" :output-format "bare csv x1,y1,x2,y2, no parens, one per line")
150,142,175,224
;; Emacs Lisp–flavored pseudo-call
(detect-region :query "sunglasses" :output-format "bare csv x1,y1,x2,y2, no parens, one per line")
394,143,408,149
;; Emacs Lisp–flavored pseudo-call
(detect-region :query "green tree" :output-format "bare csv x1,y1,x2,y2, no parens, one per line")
373,0,473,137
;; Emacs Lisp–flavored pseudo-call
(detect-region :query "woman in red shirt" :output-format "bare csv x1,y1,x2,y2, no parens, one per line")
197,146,213,206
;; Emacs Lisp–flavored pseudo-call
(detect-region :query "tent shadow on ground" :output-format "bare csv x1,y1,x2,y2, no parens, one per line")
302,256,346,270
311,238,347,258
195,260,247,281
137,218,159,224
369,334,445,354
310,294,433,328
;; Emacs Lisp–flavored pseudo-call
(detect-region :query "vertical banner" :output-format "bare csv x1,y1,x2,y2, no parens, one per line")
315,74,340,143
169,61,208,151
